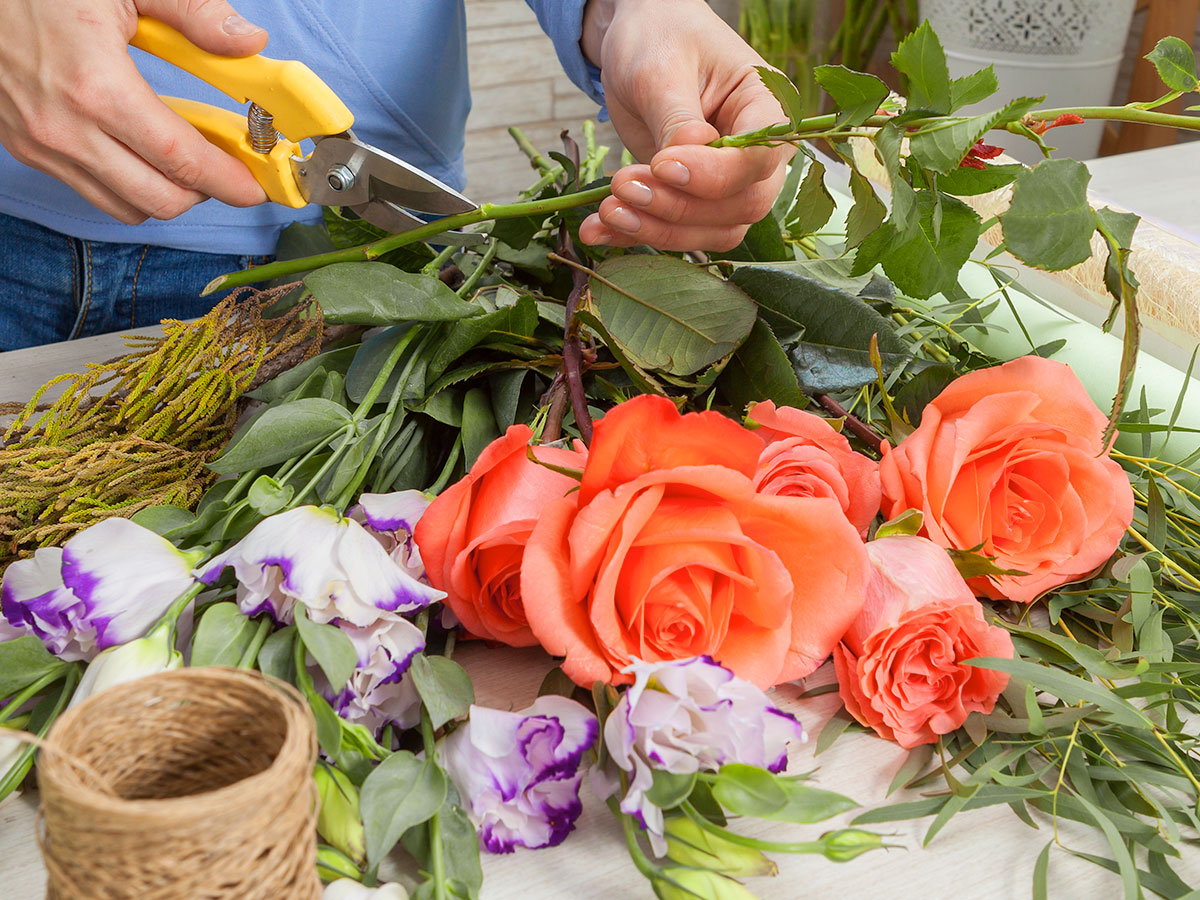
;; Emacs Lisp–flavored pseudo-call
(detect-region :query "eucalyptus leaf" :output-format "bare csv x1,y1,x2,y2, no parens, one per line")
306,262,483,326
191,603,258,668
590,255,757,376
361,750,448,866
209,398,352,475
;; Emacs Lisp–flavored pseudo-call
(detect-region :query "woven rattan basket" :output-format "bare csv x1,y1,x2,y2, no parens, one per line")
35,667,320,900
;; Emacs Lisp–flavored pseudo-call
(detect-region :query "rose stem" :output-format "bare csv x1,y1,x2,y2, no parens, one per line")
814,393,885,453
555,224,594,445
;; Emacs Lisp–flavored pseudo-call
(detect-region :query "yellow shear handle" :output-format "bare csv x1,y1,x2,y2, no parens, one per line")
131,16,353,141
159,97,307,207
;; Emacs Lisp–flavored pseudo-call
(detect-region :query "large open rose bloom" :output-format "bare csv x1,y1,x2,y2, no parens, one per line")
415,426,586,646
747,401,881,537
523,395,869,689
834,535,1013,748
878,356,1134,602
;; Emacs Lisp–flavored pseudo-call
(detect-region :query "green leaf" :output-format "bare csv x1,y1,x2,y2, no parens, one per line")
191,603,258,668
754,65,805,126
490,369,527,430
0,636,68,698
401,795,483,900
935,163,1024,196
247,345,359,403
845,169,886,249
360,750,448,867
460,387,499,469
786,159,836,238
730,265,906,355
873,121,915,223
305,263,483,326
1076,795,1141,900
721,212,791,262
590,255,757,376
209,398,352,475
814,65,890,126
344,324,421,405
909,98,1040,174
427,296,539,384
1145,36,1200,93
711,764,857,823
719,319,808,413
1002,159,1095,271
130,504,196,536
647,770,698,810
295,603,358,693
867,191,981,299
257,626,297,683
247,475,294,517
891,21,952,114
887,744,935,795
409,654,475,730
894,363,957,426
949,66,999,110
965,657,1152,729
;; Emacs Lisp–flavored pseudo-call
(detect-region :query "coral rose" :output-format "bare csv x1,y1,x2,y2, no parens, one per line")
522,395,870,689
833,536,1013,748
879,356,1133,603
747,401,881,537
414,425,586,645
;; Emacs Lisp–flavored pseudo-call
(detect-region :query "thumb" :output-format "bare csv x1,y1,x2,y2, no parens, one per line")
136,0,269,57
641,85,719,152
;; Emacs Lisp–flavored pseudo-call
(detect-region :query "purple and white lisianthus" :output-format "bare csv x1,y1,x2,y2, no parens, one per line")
0,518,202,661
603,656,805,854
320,616,426,734
198,506,444,627
350,490,431,580
440,695,598,853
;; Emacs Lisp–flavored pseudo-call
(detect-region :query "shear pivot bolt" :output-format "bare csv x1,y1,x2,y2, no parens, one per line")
327,165,356,192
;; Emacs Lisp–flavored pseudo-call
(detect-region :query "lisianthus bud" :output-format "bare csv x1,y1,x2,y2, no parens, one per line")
316,846,362,883
2,518,202,661
819,828,885,862
439,695,597,852
314,765,366,866
69,620,182,708
663,816,776,877
604,657,804,854
322,878,408,900
653,867,759,900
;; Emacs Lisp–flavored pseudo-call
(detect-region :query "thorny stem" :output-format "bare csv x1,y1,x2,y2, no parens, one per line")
813,393,885,453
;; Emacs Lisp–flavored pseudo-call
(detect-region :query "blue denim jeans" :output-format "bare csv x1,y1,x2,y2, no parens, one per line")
0,212,273,351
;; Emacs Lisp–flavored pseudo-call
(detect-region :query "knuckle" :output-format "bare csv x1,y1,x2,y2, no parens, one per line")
158,145,207,191
144,189,196,221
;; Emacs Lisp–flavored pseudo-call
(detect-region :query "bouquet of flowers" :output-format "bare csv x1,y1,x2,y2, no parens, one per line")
2,22,1199,900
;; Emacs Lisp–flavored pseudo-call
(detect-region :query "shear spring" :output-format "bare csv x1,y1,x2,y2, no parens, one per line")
247,103,278,154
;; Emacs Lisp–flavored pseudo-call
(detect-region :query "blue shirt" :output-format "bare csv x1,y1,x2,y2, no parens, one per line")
0,0,601,255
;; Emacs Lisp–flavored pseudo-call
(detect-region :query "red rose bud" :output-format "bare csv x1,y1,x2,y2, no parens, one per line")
1030,113,1085,135
959,140,1005,169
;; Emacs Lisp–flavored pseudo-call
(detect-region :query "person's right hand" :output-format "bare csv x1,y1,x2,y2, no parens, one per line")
0,0,270,224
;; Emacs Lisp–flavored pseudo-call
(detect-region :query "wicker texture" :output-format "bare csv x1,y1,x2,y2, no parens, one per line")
36,668,320,900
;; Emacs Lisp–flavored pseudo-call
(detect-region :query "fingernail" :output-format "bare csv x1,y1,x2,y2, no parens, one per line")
652,160,690,187
616,180,653,207
606,206,642,235
223,14,263,36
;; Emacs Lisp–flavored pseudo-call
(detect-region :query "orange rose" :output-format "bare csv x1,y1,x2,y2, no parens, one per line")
414,425,586,646
833,536,1013,749
522,395,870,689
879,356,1134,603
747,401,881,537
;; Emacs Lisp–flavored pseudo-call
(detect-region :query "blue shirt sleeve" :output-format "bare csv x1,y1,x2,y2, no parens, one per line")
524,0,606,107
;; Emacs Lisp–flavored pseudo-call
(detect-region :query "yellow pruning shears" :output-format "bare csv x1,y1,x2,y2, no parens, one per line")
130,17,482,243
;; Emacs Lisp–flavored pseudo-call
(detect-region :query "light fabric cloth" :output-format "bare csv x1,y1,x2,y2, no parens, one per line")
0,0,601,254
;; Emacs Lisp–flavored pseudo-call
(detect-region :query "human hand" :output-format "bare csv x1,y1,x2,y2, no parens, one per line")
0,0,269,224
578,0,793,253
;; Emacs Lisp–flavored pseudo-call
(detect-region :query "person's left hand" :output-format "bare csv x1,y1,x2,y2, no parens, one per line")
578,0,793,253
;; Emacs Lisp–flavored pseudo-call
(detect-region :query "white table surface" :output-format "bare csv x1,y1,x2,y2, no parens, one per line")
1084,142,1200,244
4,160,1200,897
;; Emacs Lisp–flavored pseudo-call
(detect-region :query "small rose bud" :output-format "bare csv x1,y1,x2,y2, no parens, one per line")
315,765,367,866
653,867,759,900
820,827,885,863
663,816,777,877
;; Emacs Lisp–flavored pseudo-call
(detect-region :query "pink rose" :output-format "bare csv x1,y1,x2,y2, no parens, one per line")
833,536,1013,749
747,401,881,537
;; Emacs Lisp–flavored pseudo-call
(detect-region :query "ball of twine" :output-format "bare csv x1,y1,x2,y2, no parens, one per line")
35,667,321,900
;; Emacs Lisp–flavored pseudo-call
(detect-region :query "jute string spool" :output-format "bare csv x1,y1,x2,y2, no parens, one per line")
33,667,321,900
